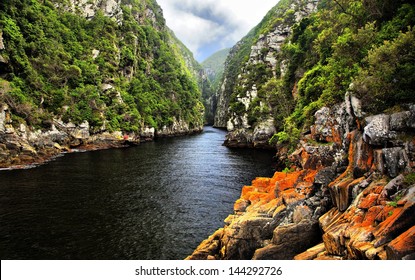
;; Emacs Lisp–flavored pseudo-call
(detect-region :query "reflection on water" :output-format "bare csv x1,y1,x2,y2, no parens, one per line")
0,127,275,259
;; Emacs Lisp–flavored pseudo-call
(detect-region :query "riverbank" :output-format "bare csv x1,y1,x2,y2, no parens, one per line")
187,98,415,260
0,104,203,170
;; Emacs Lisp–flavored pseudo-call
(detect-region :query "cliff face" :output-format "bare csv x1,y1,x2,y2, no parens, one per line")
190,0,415,259
214,0,415,150
0,0,205,168
187,94,415,260
214,0,319,147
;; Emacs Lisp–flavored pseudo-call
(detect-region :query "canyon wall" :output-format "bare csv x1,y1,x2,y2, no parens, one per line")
188,93,415,260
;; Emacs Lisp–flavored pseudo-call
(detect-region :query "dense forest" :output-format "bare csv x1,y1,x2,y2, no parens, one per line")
0,0,204,135
215,0,415,149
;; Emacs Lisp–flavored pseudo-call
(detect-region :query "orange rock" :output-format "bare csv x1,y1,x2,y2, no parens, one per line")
374,200,415,247
275,171,301,194
358,193,379,210
252,177,272,190
294,243,326,260
281,189,306,205
360,206,383,227
386,225,415,259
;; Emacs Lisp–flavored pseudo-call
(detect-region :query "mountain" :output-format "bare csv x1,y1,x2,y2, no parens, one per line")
214,0,415,149
0,0,205,167
201,48,230,93
189,0,415,260
200,48,230,125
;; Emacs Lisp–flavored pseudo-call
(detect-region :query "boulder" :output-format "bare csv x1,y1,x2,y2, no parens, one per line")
385,226,415,260
363,114,396,146
252,219,321,260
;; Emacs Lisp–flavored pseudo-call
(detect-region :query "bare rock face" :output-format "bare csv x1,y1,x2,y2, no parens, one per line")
58,0,124,23
0,31,5,50
253,218,321,260
187,169,331,260
315,178,415,260
217,0,319,147
190,96,415,260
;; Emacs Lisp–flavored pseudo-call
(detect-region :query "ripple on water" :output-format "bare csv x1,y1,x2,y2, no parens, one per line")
0,126,275,259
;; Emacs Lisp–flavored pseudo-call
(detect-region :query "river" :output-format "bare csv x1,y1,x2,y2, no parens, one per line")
0,126,275,259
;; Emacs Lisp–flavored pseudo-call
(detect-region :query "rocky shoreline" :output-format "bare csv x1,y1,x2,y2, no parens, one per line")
0,103,203,170
187,94,415,260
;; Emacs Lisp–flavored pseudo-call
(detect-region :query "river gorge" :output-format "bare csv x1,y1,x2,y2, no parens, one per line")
0,127,275,259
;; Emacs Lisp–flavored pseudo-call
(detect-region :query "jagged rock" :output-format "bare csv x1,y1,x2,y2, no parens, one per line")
140,126,155,140
373,186,415,248
385,226,415,260
221,216,274,259
311,107,342,144
252,219,321,260
0,104,8,133
156,117,203,137
382,147,410,178
185,229,223,260
363,107,415,147
314,166,338,187
294,243,326,260
363,114,395,146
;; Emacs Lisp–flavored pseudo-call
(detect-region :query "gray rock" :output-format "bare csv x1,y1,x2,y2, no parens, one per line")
345,91,364,118
0,31,4,50
314,166,337,187
390,111,412,131
382,147,410,178
363,114,397,146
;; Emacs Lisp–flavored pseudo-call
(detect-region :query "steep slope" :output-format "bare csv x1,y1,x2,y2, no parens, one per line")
167,30,214,125
201,48,230,93
0,0,204,167
214,0,415,150
188,73,415,261
189,0,415,260
214,0,319,147
201,48,230,125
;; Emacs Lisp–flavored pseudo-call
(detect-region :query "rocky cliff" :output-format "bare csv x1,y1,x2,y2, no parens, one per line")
187,93,415,260
214,0,319,148
190,0,415,260
0,0,205,168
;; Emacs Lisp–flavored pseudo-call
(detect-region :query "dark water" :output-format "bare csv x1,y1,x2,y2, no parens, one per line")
0,127,275,260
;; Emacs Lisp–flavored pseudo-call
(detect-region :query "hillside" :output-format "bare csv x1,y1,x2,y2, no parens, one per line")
189,0,415,260
201,48,230,93
0,0,205,167
214,0,415,149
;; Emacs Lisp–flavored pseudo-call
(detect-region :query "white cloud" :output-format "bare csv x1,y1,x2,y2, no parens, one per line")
157,0,279,61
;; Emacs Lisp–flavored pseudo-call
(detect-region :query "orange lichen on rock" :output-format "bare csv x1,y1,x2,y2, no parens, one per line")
360,206,383,227
386,225,415,259
358,193,379,210
275,171,302,194
374,202,415,247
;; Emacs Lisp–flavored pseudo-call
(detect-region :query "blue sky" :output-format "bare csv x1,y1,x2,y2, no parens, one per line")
157,0,279,62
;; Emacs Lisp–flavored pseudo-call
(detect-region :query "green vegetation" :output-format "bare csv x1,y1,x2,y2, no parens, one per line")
404,173,415,186
0,0,204,133
201,48,230,93
220,0,415,148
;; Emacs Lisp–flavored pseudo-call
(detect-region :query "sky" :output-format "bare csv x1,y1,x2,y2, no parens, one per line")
157,0,279,62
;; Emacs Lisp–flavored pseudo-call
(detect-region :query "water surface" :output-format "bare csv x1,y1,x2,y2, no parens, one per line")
0,126,275,259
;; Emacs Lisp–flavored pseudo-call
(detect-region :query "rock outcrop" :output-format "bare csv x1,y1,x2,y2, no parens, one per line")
187,94,415,260
214,0,319,148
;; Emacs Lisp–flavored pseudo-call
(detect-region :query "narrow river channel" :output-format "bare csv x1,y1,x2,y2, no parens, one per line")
0,126,275,259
